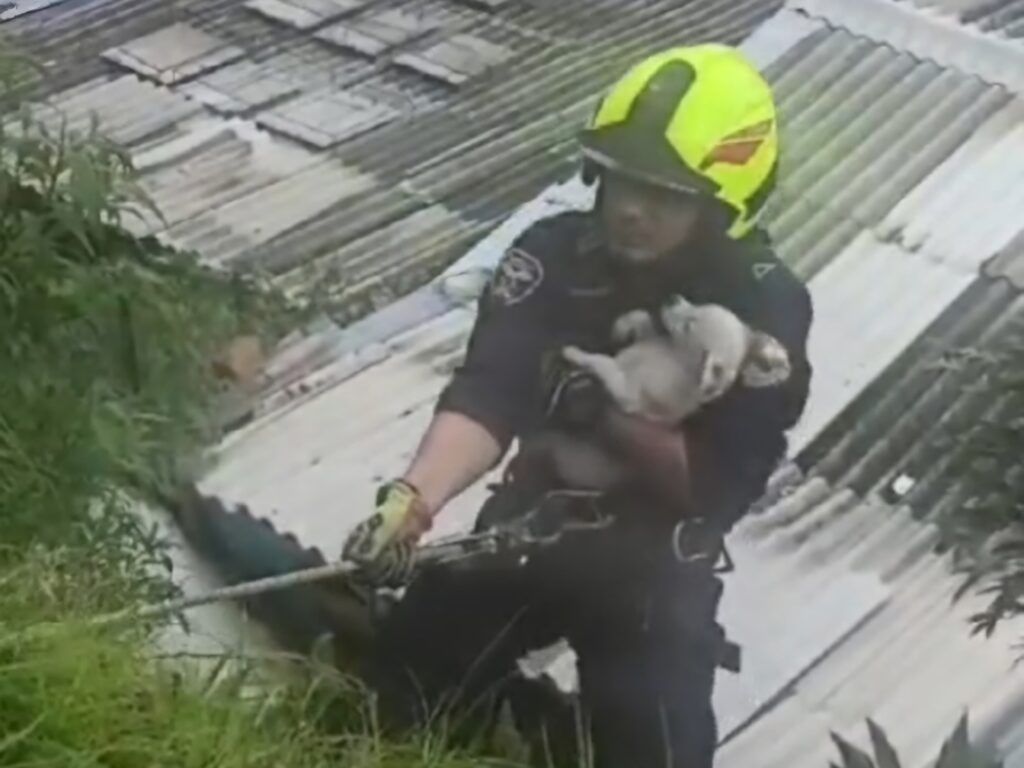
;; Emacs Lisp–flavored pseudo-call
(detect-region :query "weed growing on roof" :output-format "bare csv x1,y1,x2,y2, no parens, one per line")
0,46,289,565
0,42,524,768
830,715,1001,768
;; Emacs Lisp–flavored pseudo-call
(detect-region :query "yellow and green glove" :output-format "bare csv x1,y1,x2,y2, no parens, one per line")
342,479,433,587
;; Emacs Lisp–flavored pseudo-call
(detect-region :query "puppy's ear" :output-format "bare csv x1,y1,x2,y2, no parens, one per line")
665,294,693,312
699,353,734,402
741,332,792,388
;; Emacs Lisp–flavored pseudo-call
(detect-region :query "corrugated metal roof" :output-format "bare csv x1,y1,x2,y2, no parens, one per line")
761,23,1010,280
901,0,1024,38
0,0,75,22
4,0,784,317
101,21,247,85
794,0,1024,94
780,93,1024,451
26,73,204,146
156,5,1024,762
726,7,1024,760
963,0,1024,35
249,0,789,305
719,481,1024,767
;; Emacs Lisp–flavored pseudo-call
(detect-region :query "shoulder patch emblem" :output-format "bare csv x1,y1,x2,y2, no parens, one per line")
490,248,544,306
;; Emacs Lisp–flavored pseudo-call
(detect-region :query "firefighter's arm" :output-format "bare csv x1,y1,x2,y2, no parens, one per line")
339,411,502,586
403,410,503,515
342,224,566,576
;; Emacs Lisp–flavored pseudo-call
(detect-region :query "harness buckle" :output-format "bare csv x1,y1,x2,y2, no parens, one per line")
671,518,734,574
516,489,615,546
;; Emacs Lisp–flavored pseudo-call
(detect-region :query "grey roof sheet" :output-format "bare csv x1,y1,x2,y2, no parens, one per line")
963,0,1024,34
902,0,1024,37
719,481,1024,767
4,0,783,318
796,0,1024,94
157,5,1024,762
761,24,1010,279
0,0,74,21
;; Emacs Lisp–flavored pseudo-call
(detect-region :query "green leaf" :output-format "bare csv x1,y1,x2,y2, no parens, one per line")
67,149,105,222
50,201,95,258
934,714,1002,768
832,732,877,768
866,720,903,768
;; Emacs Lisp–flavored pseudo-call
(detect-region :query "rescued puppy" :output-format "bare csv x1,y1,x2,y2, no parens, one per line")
521,296,792,491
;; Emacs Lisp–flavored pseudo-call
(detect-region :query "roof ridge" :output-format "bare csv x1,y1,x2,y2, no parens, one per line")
790,0,1024,94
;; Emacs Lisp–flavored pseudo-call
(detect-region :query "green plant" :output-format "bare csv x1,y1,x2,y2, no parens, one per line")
926,327,1024,640
0,48,292,585
831,715,1002,768
0,549,533,768
0,41,533,768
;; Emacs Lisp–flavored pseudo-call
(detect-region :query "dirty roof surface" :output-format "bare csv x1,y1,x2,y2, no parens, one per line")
2,0,783,320
13,0,1024,763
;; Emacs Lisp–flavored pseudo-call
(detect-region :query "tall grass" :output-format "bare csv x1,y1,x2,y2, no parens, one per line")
0,45,524,768
0,550,524,768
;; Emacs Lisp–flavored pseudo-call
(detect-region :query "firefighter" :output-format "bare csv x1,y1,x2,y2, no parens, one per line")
342,43,813,768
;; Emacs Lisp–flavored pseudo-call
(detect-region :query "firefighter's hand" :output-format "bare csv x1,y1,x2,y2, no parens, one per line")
342,479,433,587
542,351,608,430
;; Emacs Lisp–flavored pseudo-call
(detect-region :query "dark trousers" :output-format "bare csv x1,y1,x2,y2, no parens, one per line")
361,499,723,768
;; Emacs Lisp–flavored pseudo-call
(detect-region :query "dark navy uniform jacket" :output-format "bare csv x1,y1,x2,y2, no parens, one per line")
436,210,814,533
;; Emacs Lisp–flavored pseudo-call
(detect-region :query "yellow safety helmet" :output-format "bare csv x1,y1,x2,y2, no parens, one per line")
580,44,779,240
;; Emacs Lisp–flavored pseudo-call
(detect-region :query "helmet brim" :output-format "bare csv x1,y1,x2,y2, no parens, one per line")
579,125,719,198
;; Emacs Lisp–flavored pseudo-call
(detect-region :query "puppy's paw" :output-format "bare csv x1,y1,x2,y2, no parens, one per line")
612,310,655,344
561,345,588,365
